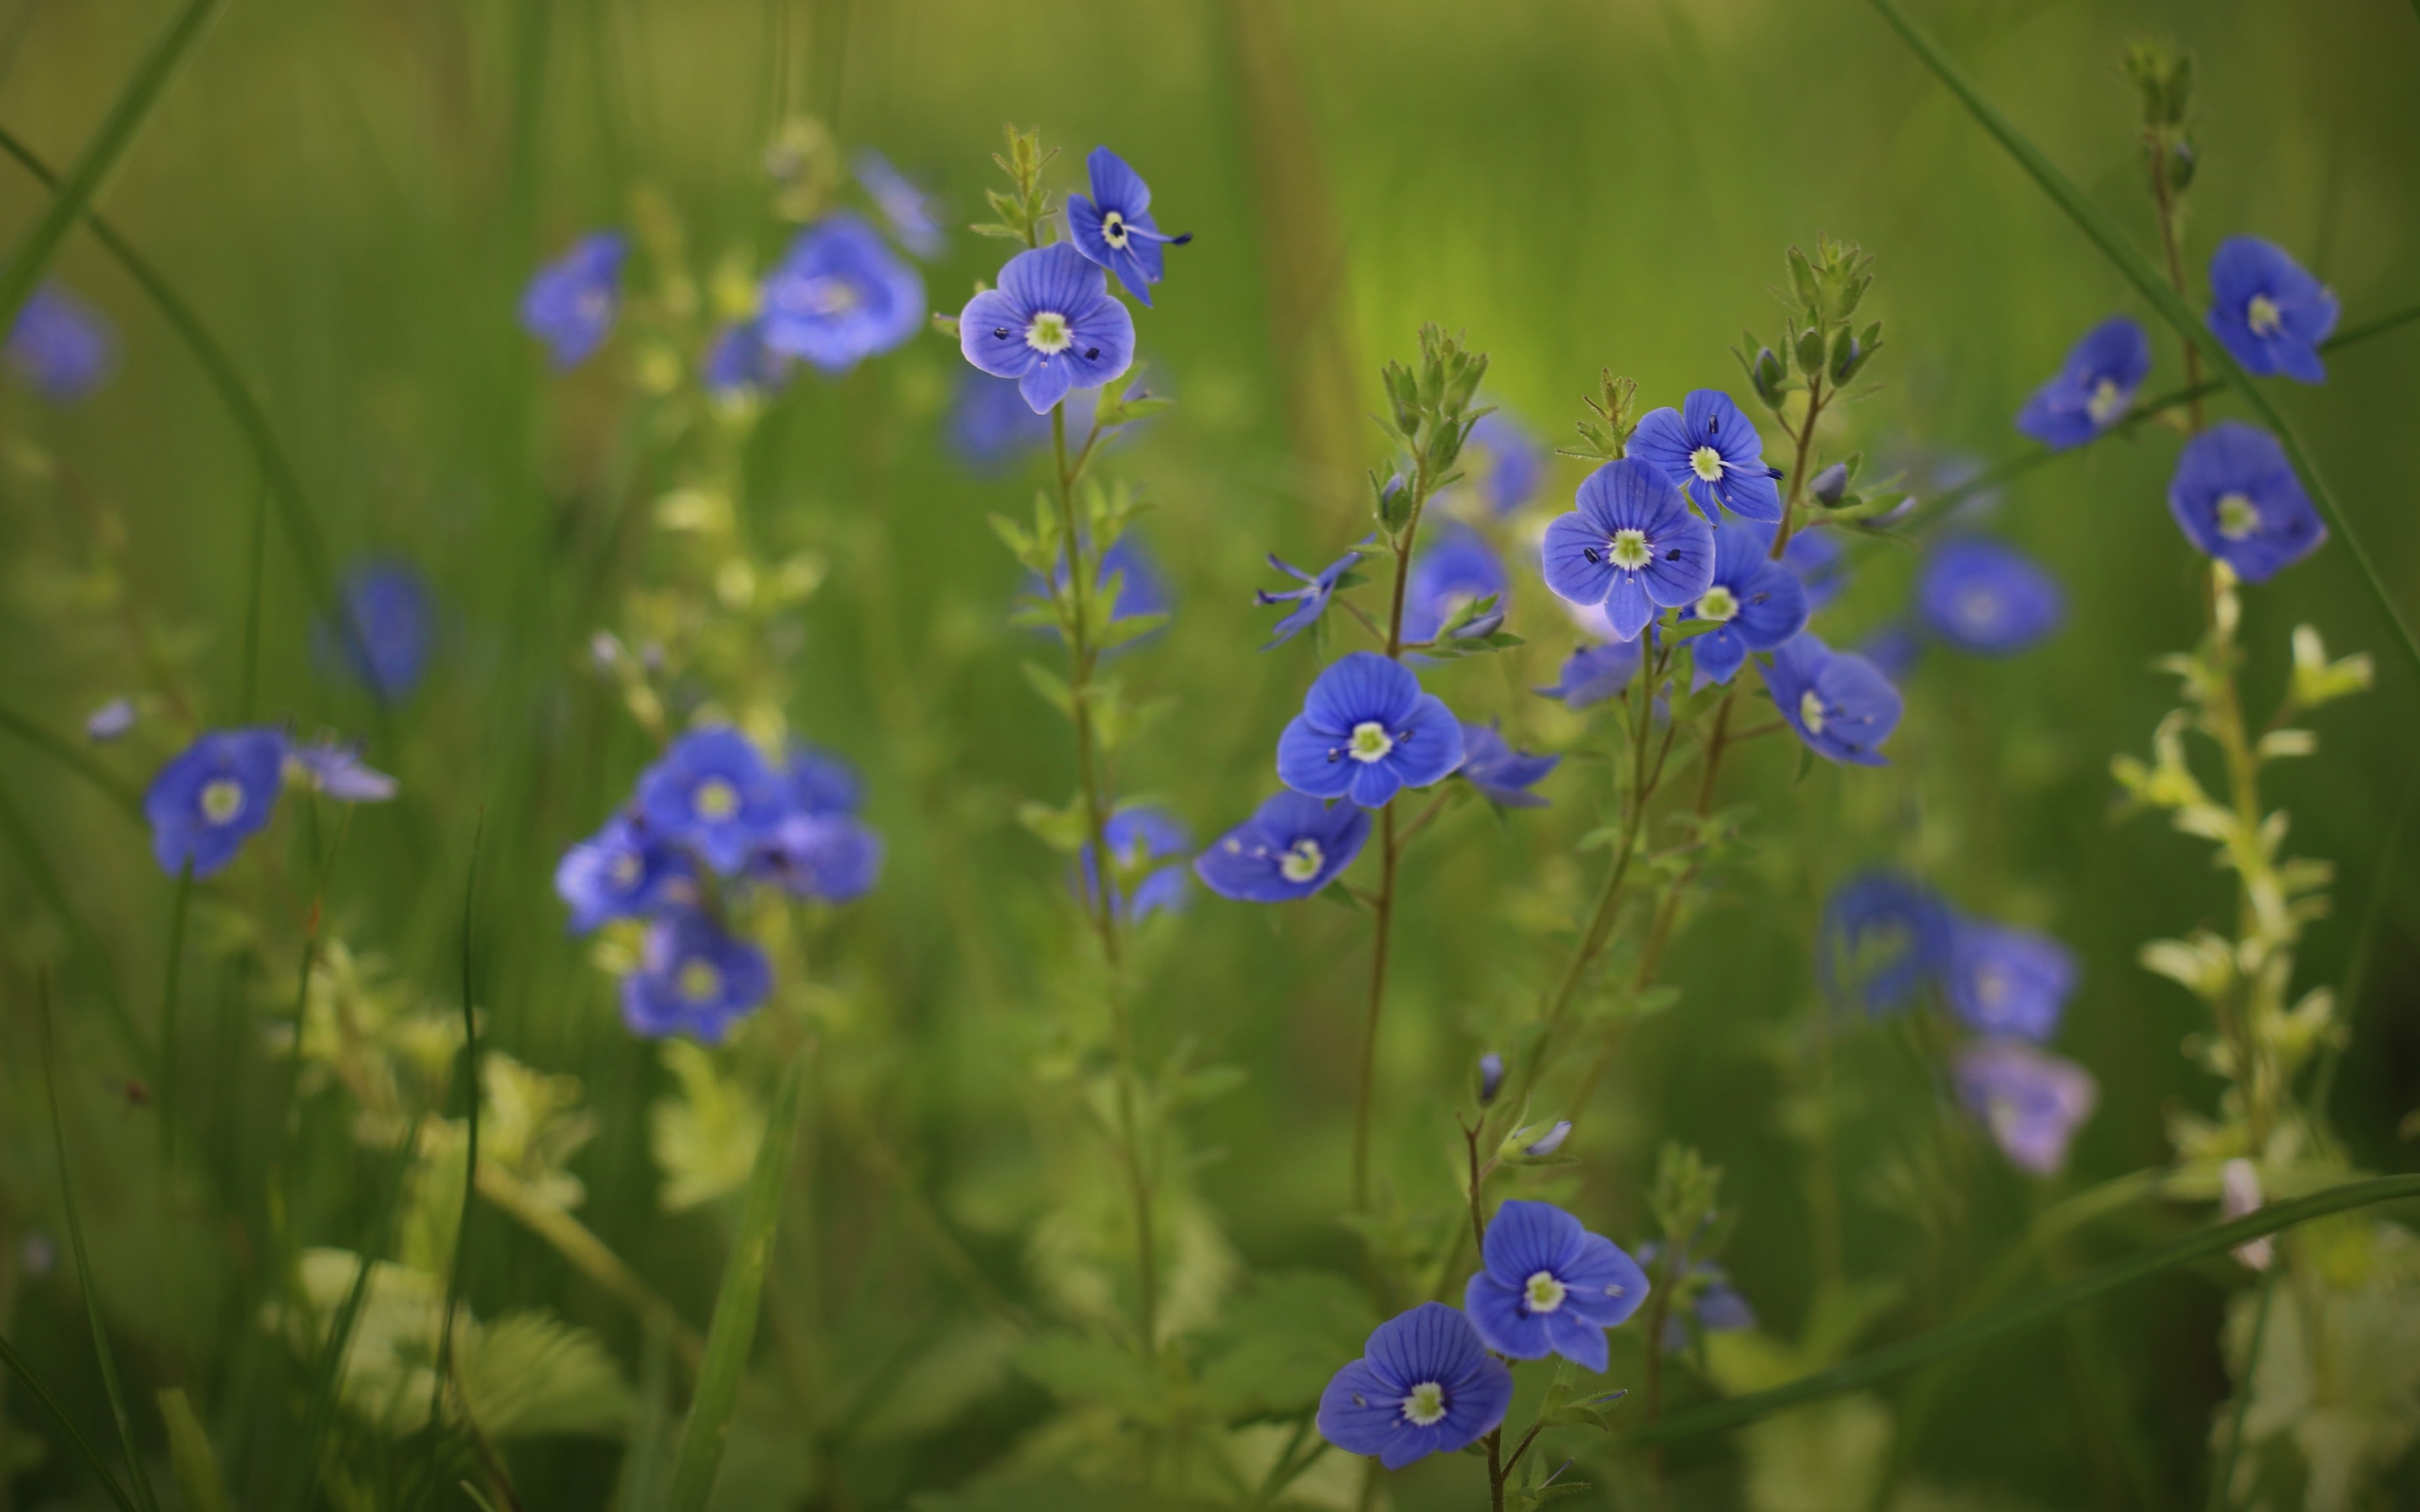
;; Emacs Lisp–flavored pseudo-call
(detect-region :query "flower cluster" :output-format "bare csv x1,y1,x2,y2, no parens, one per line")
145,727,398,879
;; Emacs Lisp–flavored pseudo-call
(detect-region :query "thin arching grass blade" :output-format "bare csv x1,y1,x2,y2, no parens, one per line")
1865,0,2420,684
428,817,484,1436
663,1051,808,1512
0,1332,139,1512
0,703,145,817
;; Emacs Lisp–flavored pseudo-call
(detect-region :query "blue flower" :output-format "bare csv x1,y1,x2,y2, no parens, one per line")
1460,722,1558,808
786,743,864,816
520,232,627,370
5,284,113,402
2167,422,2326,583
1256,547,1364,649
1276,652,1465,809
1477,1052,1505,1104
760,213,927,375
145,728,287,878
2015,317,2153,449
1629,391,1784,524
555,815,695,933
948,372,1055,472
959,243,1137,414
285,739,399,803
1818,869,1953,1014
2206,237,2337,384
85,697,135,743
1541,458,1717,640
1761,633,1901,767
1945,917,2077,1043
1079,805,1192,922
1317,1302,1514,1470
1634,1244,1758,1352
1065,147,1187,306
1683,517,1809,690
636,728,792,874
1954,1040,2097,1175
318,560,434,703
1194,790,1370,903
1915,538,2064,656
1783,528,1849,612
1534,639,1643,711
1469,409,1544,516
1464,1200,1651,1373
755,814,884,904
1402,524,1508,644
702,318,793,399
852,149,944,259
620,911,771,1042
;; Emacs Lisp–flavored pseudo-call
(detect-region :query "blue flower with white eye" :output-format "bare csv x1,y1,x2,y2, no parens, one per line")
555,815,695,933
145,728,288,879
1761,633,1901,767
1469,409,1544,516
1402,524,1508,644
620,911,772,1043
5,283,113,402
1629,390,1784,524
85,697,135,743
1945,916,2077,1043
960,243,1138,414
1078,805,1192,922
1194,790,1370,903
1916,538,2064,656
2206,237,2338,384
1783,528,1849,612
1683,517,1809,690
285,740,398,803
636,728,792,874
1541,458,1717,640
755,813,884,904
1256,547,1364,649
2016,317,2152,450
1459,722,1558,808
785,743,863,816
1534,639,1644,711
318,560,435,703
852,149,944,259
2167,423,2326,583
760,213,926,375
1818,868,1953,1015
1464,1200,1651,1373
702,318,793,400
1276,652,1465,810
1317,1302,1513,1469
1065,147,1188,306
1955,1040,2097,1175
948,372,1055,472
520,232,627,370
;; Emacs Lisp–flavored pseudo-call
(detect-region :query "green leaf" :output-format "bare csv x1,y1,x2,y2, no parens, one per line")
155,1390,229,1512
1097,611,1171,652
1020,661,1076,717
1017,797,1090,854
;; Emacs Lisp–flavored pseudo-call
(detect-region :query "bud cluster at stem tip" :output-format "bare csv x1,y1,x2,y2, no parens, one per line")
1735,234,1883,412
2124,42,2196,193
1375,323,1490,532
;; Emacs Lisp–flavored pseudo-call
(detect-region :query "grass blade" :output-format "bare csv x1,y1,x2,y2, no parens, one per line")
0,1332,139,1512
663,1049,809,1512
2,777,146,1065
0,703,145,818
156,1388,233,1512
1865,0,2420,684
1608,1171,2420,1449
429,815,484,1432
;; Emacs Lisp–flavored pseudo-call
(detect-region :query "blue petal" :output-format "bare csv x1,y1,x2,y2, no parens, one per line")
1384,693,1466,791
958,288,1037,381
1732,560,1809,649
1086,146,1152,214
1276,715,1355,799
1603,574,1655,641
1346,759,1404,810
1302,651,1420,732
1541,512,1615,606
1690,627,1747,689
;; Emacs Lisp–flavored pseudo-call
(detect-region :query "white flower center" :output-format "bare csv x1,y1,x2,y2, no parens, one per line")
2216,491,2260,541
1609,528,1652,571
2246,293,2282,338
1958,590,2004,630
200,778,245,826
1102,211,1129,249
1524,1269,1569,1313
1401,1381,1448,1427
783,275,860,318
1696,585,1739,623
1279,838,1325,883
1025,311,1074,354
1975,963,2011,1009
1799,689,1827,734
694,778,741,822
1348,721,1395,764
610,851,644,889
1689,444,1725,483
2086,376,2125,426
676,958,723,1004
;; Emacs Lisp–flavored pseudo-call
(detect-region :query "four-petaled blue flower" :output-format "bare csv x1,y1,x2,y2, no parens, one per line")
1762,633,1901,767
1459,722,1558,808
285,739,400,803
1683,518,1808,690
1818,868,1953,1015
145,727,287,879
760,213,927,375
1402,524,1508,644
636,727,792,874
620,910,773,1042
1468,410,1544,516
2167,422,2326,583
318,560,435,703
1541,458,1716,641
1194,790,1371,902
2015,317,2152,450
1065,147,1188,306
1276,652,1465,809
852,149,944,260
1316,1302,1514,1469
1464,1200,1651,1373
960,243,1138,414
1955,1040,2097,1176
1945,917,2077,1043
1078,805,1193,922
520,232,628,370
755,812,885,904
1256,547,1364,649
1629,391,1784,523
1534,639,1644,711
1915,538,2065,656
702,318,793,400
5,283,113,402
555,815,695,933
2206,236,2337,384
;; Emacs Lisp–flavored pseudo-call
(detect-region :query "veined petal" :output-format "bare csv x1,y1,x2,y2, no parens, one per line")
1276,715,1355,798
1603,574,1655,641
1690,627,1748,688
1086,145,1151,213
1304,650,1420,730
1347,759,1405,809
1541,512,1616,606
1018,360,1075,414
958,288,1035,380
1639,510,1716,608
1386,694,1466,790
1732,560,1809,649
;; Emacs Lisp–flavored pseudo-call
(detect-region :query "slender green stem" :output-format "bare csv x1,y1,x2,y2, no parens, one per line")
1485,1427,1506,1512
2208,1268,2277,1512
429,817,484,1434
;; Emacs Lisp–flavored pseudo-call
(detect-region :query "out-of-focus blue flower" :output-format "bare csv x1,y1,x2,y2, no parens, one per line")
1634,1244,1756,1352
520,232,627,370
948,371,1055,471
1859,619,1925,683
620,911,771,1042
1469,409,1544,516
1818,868,1953,1014
1477,1052,1505,1105
755,813,884,904
1783,527,1849,612
1034,534,1171,650
760,213,926,375
555,815,695,933
318,560,436,704
1630,391,1783,524
2016,317,2152,450
1945,917,2077,1043
85,697,135,743
1317,1302,1513,1470
285,740,398,803
703,318,793,399
1542,458,1716,640
960,243,1136,413
1955,1040,2097,1175
1463,1200,1650,1373
1276,652,1464,810
1256,546,1364,650
786,743,863,816
636,727,792,874
2167,423,2326,583
1079,805,1192,922
1915,538,2065,656
1402,524,1508,644
5,284,113,401
1459,722,1558,808
1534,639,1644,711
852,148,944,259
2206,237,2337,384
1684,517,1808,690
1065,147,1186,306
1762,633,1901,767
1194,790,1370,903
145,728,287,878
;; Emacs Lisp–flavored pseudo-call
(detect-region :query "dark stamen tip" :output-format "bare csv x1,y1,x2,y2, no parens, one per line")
1084,347,1101,360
